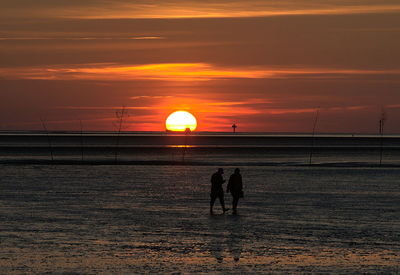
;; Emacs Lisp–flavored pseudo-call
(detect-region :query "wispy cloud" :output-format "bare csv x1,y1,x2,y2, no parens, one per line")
74,4,400,19
53,106,154,110
387,104,400,109
0,36,165,41
3,1,400,19
2,63,400,81
130,95,172,100
265,105,369,115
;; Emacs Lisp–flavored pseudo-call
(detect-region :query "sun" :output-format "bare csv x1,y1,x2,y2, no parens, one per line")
166,111,197,132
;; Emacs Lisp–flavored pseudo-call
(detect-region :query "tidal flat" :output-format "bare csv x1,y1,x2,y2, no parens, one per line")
1,165,399,274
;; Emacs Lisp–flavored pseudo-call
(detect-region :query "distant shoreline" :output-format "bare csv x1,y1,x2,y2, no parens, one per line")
0,130,400,138
0,133,399,147
1,159,400,168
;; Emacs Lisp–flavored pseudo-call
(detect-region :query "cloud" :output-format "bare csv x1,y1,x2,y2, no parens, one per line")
130,95,172,100
2,1,400,19
265,105,369,115
53,106,154,110
387,104,400,109
2,63,400,81
0,36,165,41
75,4,400,19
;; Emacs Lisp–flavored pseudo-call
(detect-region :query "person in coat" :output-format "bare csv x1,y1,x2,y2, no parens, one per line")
210,168,229,214
227,168,243,215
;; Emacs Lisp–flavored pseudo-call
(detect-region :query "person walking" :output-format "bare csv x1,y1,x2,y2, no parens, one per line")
210,168,229,214
227,168,243,215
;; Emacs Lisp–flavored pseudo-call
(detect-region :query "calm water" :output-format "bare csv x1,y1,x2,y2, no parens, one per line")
1,133,400,166
1,164,399,274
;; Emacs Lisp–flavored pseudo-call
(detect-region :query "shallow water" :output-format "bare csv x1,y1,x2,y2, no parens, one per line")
1,165,399,274
1,133,400,166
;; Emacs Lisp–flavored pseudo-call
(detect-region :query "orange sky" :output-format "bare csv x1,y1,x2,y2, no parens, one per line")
1,0,400,133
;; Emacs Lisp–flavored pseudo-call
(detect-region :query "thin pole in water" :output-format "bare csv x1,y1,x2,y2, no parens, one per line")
40,117,54,162
114,106,127,164
80,119,84,162
182,128,191,162
309,108,319,166
379,108,386,166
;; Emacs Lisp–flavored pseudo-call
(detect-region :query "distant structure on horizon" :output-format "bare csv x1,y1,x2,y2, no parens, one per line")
232,123,237,133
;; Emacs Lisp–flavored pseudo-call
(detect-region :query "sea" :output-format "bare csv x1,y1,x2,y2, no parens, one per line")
1,132,399,274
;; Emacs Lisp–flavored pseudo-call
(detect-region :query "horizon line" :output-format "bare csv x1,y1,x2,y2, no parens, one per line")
0,130,399,136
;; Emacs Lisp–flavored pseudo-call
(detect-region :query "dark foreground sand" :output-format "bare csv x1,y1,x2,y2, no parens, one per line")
1,165,399,274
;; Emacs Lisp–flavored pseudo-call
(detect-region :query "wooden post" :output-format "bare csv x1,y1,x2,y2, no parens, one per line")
115,106,127,163
40,118,54,162
80,120,84,162
379,108,386,166
309,109,319,166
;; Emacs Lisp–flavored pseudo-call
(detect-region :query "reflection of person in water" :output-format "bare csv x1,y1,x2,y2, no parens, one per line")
207,215,244,263
210,168,229,214
227,215,244,262
208,217,225,263
227,168,243,215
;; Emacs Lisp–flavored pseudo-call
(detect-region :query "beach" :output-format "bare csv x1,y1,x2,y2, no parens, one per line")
3,1,400,273
1,133,399,274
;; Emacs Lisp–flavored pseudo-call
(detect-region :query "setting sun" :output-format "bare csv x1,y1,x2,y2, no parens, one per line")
166,111,197,132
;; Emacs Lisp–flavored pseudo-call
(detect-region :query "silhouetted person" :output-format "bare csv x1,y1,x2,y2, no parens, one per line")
210,168,229,214
227,168,243,215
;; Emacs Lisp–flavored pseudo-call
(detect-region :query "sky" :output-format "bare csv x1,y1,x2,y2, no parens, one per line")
1,0,400,133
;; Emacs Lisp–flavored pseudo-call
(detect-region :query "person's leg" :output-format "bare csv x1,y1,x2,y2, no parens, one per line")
232,196,239,214
210,194,217,213
218,191,229,212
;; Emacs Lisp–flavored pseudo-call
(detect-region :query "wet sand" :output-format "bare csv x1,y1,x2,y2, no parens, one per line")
1,165,399,274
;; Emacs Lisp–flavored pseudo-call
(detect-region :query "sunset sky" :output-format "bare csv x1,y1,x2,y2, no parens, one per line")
1,0,400,132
